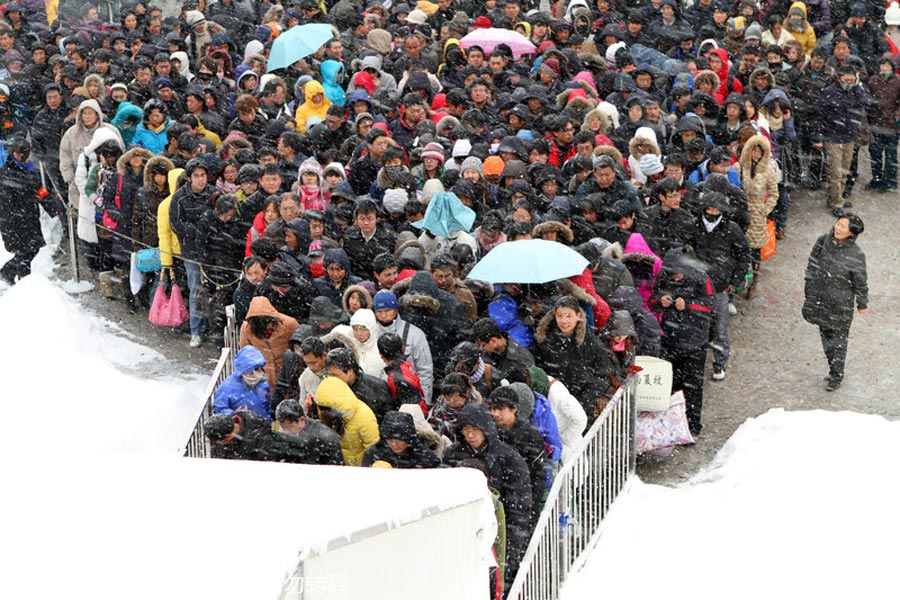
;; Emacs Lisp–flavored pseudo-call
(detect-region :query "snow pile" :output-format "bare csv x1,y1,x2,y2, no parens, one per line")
3,456,493,600
562,409,900,599
0,274,205,455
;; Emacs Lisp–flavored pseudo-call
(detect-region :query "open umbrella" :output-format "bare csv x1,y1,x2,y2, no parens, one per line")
411,192,476,238
467,239,588,284
459,28,536,58
267,24,334,72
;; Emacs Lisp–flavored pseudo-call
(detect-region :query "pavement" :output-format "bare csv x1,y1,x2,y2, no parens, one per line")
638,149,900,485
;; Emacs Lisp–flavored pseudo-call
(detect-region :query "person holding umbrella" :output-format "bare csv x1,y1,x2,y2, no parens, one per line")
802,213,868,392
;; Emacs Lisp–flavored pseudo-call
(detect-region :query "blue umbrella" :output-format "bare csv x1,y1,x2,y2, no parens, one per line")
267,24,334,72
467,239,589,284
411,192,476,238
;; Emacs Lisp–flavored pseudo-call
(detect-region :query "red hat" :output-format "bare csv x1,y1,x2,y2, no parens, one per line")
474,15,492,28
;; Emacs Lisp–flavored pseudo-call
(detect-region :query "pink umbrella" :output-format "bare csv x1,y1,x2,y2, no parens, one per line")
459,28,536,58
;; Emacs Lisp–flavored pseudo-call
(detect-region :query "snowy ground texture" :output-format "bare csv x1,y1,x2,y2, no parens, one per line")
563,408,900,599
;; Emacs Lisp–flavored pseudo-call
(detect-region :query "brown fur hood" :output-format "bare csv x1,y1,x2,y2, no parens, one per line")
115,147,153,175
693,69,721,94
319,327,362,364
342,284,373,315
392,276,441,315
532,221,574,243
394,239,430,270
534,305,587,346
628,131,660,158
376,164,411,190
556,278,596,306
592,144,624,166
143,155,175,190
739,134,773,175
555,88,598,111
436,115,460,136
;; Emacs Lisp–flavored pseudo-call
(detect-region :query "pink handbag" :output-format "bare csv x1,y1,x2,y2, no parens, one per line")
149,271,189,327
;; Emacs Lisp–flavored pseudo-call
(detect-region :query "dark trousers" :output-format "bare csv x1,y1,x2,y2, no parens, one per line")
819,322,852,381
0,247,39,284
869,132,900,189
662,345,707,435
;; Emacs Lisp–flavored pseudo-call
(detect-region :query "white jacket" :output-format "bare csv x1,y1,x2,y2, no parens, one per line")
547,377,588,464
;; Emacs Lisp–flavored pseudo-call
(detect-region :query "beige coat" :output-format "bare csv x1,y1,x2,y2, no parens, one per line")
737,135,779,249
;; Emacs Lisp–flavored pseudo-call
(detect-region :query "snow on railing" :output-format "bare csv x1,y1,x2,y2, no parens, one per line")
506,376,637,600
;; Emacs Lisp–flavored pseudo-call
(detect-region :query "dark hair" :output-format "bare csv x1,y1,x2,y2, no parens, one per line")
325,347,360,374
242,255,268,272
710,146,732,164
473,317,502,343
354,198,379,217
404,200,426,217
554,295,581,313
249,237,279,261
663,152,686,167
430,253,458,274
300,336,327,357
279,131,303,154
654,177,681,197
377,331,403,361
839,211,865,235
382,147,405,164
440,372,472,397
248,314,280,337
371,252,398,274
275,398,305,422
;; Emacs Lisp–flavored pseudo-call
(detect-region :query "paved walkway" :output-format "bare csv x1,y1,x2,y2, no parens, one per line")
639,150,900,484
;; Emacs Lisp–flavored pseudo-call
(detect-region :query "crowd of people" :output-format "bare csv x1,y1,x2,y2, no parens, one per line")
0,0,880,592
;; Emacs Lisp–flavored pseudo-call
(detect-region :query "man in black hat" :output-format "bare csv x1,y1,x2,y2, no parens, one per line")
255,262,316,323
31,84,68,202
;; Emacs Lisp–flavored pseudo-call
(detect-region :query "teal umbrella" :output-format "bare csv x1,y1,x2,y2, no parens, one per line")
411,192,476,238
467,239,589,284
267,24,334,72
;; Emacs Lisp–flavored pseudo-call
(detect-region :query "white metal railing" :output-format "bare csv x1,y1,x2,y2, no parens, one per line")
180,307,239,458
506,376,637,600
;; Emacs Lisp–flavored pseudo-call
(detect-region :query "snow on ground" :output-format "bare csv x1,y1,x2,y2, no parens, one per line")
562,408,900,599
3,456,493,600
0,272,206,455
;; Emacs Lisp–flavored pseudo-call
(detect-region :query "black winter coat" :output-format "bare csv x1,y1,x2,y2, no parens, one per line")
0,156,46,255
102,169,144,265
195,209,245,284
341,225,396,279
362,412,441,469
351,373,399,424
399,271,472,376
272,420,344,465
690,217,752,293
485,337,535,376
169,183,213,260
802,233,868,328
649,249,715,353
591,256,634,300
643,205,695,258
31,105,68,160
497,420,546,527
256,277,316,323
210,411,275,461
443,404,533,576
533,310,614,415
606,285,661,357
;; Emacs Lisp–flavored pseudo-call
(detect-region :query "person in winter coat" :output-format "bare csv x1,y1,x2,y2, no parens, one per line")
526,366,587,464
802,213,868,392
321,308,387,379
378,331,426,408
601,310,639,386
398,271,472,376
813,65,876,213
649,247,715,435
783,2,817,55
206,410,275,461
131,99,170,154
239,296,300,390
533,296,615,420
324,347,398,425
157,168,185,274
31,83,68,200
272,398,345,465
0,139,52,285
689,192,751,380
736,134,779,290
473,318,535,377
76,133,122,274
486,386,547,528
643,177,695,258
866,58,900,192
342,200,397,278
443,403,533,587
313,247,363,308
313,376,380,466
294,79,331,134
362,410,442,468
60,99,123,214
606,285,662,357
706,48,744,105
256,261,317,324
101,146,153,311
213,346,272,419
169,158,216,345
620,232,663,319
428,372,479,442
576,240,635,300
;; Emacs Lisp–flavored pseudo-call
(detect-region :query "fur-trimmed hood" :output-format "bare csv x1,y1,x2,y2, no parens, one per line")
143,155,175,190
555,88,598,111
592,144,624,166
115,147,153,174
628,127,660,158
342,284,373,315
376,164,411,190
532,221,575,243
398,271,441,315
738,134,773,174
394,239,430,270
749,67,775,90
319,327,363,365
693,69,721,94
556,278,597,306
436,115,460,137
534,305,588,346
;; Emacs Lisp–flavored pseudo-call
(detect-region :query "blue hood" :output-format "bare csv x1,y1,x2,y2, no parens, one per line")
346,89,373,114
321,60,346,107
233,346,266,375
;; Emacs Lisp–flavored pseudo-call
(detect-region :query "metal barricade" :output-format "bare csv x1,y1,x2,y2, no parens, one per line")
180,347,232,458
224,304,239,360
506,376,637,600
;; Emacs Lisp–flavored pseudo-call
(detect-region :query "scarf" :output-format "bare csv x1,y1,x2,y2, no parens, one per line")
767,113,783,132
469,358,486,385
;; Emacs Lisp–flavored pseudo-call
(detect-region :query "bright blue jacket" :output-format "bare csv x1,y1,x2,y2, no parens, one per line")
531,392,562,463
213,346,272,420
132,119,170,154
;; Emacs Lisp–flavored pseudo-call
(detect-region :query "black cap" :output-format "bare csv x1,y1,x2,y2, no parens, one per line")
487,385,520,408
205,414,236,441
